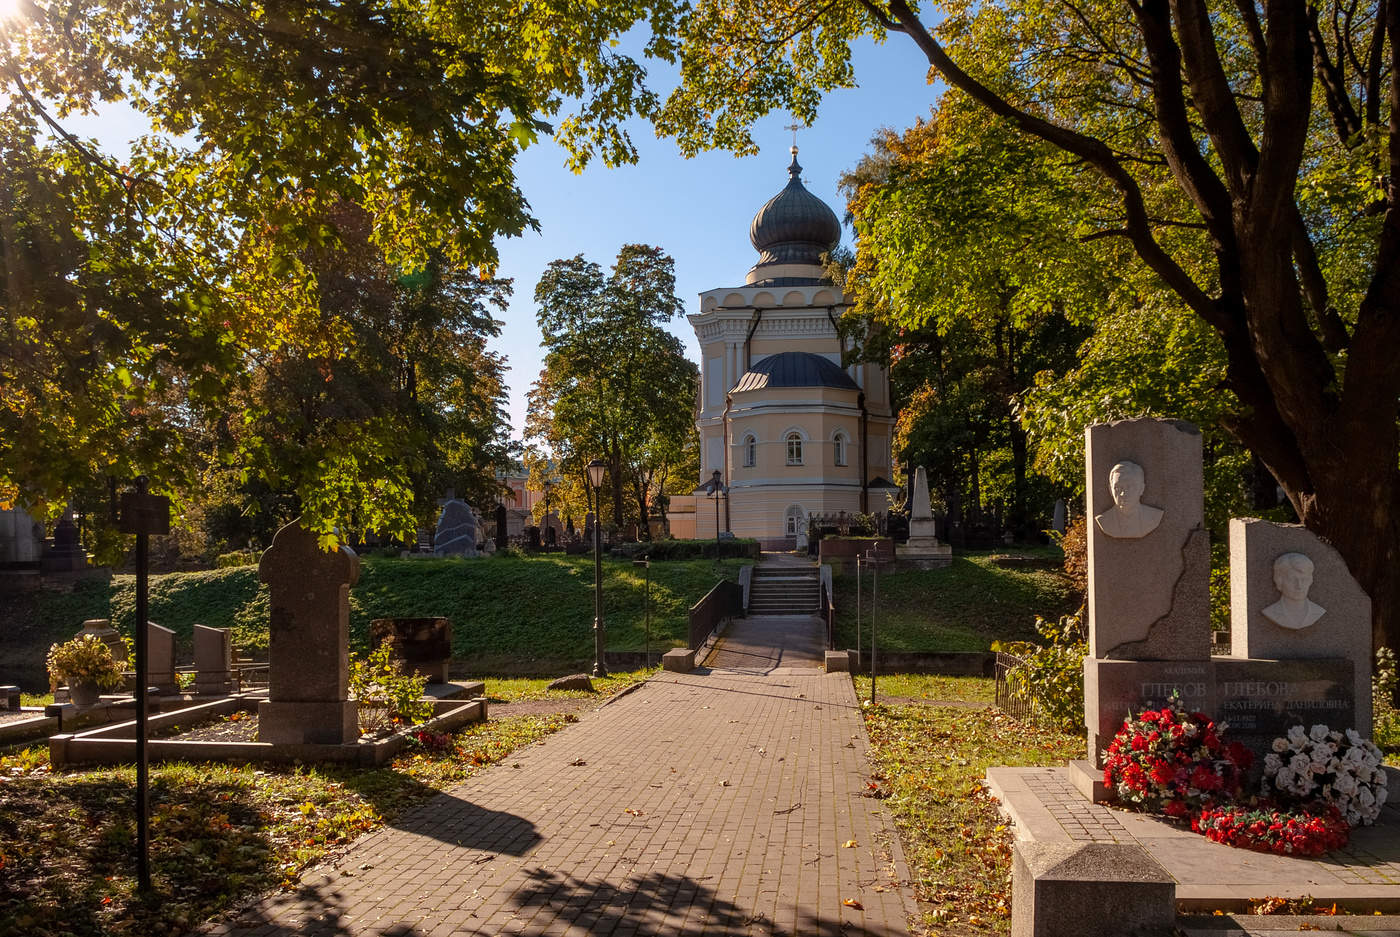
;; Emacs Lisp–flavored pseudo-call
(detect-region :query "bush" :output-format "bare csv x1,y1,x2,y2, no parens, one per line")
348,643,432,735
995,611,1087,732
624,538,760,561
1374,647,1398,751
215,550,259,569
46,635,125,691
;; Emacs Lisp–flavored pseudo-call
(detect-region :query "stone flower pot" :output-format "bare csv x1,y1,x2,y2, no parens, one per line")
68,682,101,706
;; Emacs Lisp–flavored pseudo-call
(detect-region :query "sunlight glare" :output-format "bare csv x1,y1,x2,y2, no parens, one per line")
0,0,22,22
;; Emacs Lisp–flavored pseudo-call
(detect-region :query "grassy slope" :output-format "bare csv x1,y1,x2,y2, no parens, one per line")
832,552,1078,653
0,556,751,689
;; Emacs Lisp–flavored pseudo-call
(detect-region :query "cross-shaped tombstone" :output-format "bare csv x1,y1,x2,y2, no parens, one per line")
256,520,360,745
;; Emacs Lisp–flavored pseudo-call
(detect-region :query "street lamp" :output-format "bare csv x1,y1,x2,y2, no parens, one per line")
586,459,608,677
702,469,728,562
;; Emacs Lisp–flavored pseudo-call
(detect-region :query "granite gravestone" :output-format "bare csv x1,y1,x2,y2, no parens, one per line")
193,624,235,696
147,621,179,695
1228,517,1371,740
1078,418,1375,775
40,508,87,573
0,505,43,565
257,521,360,745
1086,419,1209,661
433,494,480,557
74,618,128,665
495,503,509,551
369,617,452,684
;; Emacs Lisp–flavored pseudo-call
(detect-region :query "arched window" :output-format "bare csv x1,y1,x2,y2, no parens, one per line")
785,505,805,536
785,432,803,466
743,433,757,467
833,431,848,466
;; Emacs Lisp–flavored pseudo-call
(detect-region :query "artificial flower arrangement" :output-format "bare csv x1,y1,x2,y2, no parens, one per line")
1262,724,1389,826
1101,699,1253,818
1104,697,1390,858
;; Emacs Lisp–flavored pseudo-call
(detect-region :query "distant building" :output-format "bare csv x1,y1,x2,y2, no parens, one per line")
674,148,894,550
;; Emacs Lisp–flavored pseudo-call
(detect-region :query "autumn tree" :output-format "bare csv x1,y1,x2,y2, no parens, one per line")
654,0,1400,653
0,0,681,544
526,245,699,540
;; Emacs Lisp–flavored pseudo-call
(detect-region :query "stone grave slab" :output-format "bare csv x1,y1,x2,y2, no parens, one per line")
147,621,178,695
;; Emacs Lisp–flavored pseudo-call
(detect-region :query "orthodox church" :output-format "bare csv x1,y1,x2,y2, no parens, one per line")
677,148,895,549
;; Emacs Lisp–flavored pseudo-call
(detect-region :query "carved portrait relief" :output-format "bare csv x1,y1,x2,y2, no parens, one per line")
1261,552,1327,630
1094,460,1165,539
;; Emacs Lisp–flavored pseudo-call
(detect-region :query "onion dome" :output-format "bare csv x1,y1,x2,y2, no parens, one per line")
732,351,859,393
748,147,842,275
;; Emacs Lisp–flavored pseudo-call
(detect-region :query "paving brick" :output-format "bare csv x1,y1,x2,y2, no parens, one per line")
198,617,914,936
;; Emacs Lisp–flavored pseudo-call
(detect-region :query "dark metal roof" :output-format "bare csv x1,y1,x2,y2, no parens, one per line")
732,351,860,393
748,149,841,270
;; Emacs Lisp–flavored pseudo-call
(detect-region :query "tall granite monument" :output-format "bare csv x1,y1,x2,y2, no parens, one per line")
898,466,952,566
257,520,360,745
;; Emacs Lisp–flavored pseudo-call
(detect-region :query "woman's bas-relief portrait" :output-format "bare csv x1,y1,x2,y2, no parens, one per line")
1261,552,1326,630
1094,460,1165,539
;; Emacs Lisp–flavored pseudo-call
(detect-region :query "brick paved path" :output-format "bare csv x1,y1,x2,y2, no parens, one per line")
204,662,914,936
702,615,826,672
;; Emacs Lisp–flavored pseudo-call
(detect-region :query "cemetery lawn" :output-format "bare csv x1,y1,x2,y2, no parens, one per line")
832,552,1078,652
0,670,650,937
1,555,751,688
859,676,1083,936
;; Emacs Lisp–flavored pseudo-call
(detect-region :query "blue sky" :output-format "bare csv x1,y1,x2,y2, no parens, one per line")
64,31,941,441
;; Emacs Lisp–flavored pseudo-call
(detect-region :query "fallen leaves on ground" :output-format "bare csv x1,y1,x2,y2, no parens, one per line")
861,692,1082,936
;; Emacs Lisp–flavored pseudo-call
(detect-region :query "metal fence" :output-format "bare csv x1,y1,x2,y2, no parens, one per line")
993,650,1036,721
819,571,835,649
688,579,743,650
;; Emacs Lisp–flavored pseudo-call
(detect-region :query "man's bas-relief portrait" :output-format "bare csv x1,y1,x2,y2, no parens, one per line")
1094,460,1165,539
1261,552,1326,630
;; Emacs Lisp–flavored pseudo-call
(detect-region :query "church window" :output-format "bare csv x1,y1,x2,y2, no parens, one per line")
785,432,803,465
833,431,848,466
743,434,756,467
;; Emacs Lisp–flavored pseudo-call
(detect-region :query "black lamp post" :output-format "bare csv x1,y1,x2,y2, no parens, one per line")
703,469,727,562
586,458,608,677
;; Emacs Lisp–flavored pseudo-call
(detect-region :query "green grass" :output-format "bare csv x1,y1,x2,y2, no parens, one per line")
860,680,1083,935
853,674,995,704
1,556,751,689
834,552,1077,653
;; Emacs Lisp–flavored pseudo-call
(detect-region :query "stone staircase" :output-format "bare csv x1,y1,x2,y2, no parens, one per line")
747,564,821,616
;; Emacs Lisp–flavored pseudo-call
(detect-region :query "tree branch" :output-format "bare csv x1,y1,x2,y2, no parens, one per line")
1171,0,1261,195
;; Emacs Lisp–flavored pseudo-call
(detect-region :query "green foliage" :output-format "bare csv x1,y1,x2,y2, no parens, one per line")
994,612,1087,732
348,643,432,734
615,538,760,561
526,245,699,539
215,551,259,569
44,635,125,691
1375,648,1399,752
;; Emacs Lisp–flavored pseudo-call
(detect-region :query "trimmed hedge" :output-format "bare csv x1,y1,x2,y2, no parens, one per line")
612,538,760,561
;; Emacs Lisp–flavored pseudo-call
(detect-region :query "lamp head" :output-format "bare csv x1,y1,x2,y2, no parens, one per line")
586,459,607,489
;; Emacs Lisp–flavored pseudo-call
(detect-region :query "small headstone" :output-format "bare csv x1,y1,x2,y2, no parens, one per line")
1229,516,1372,735
40,507,87,573
0,685,20,710
547,673,595,692
526,526,542,550
74,618,127,664
146,621,178,695
1086,419,1209,660
369,617,452,683
1051,499,1067,535
192,624,234,696
433,497,480,557
257,520,360,745
495,503,509,550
